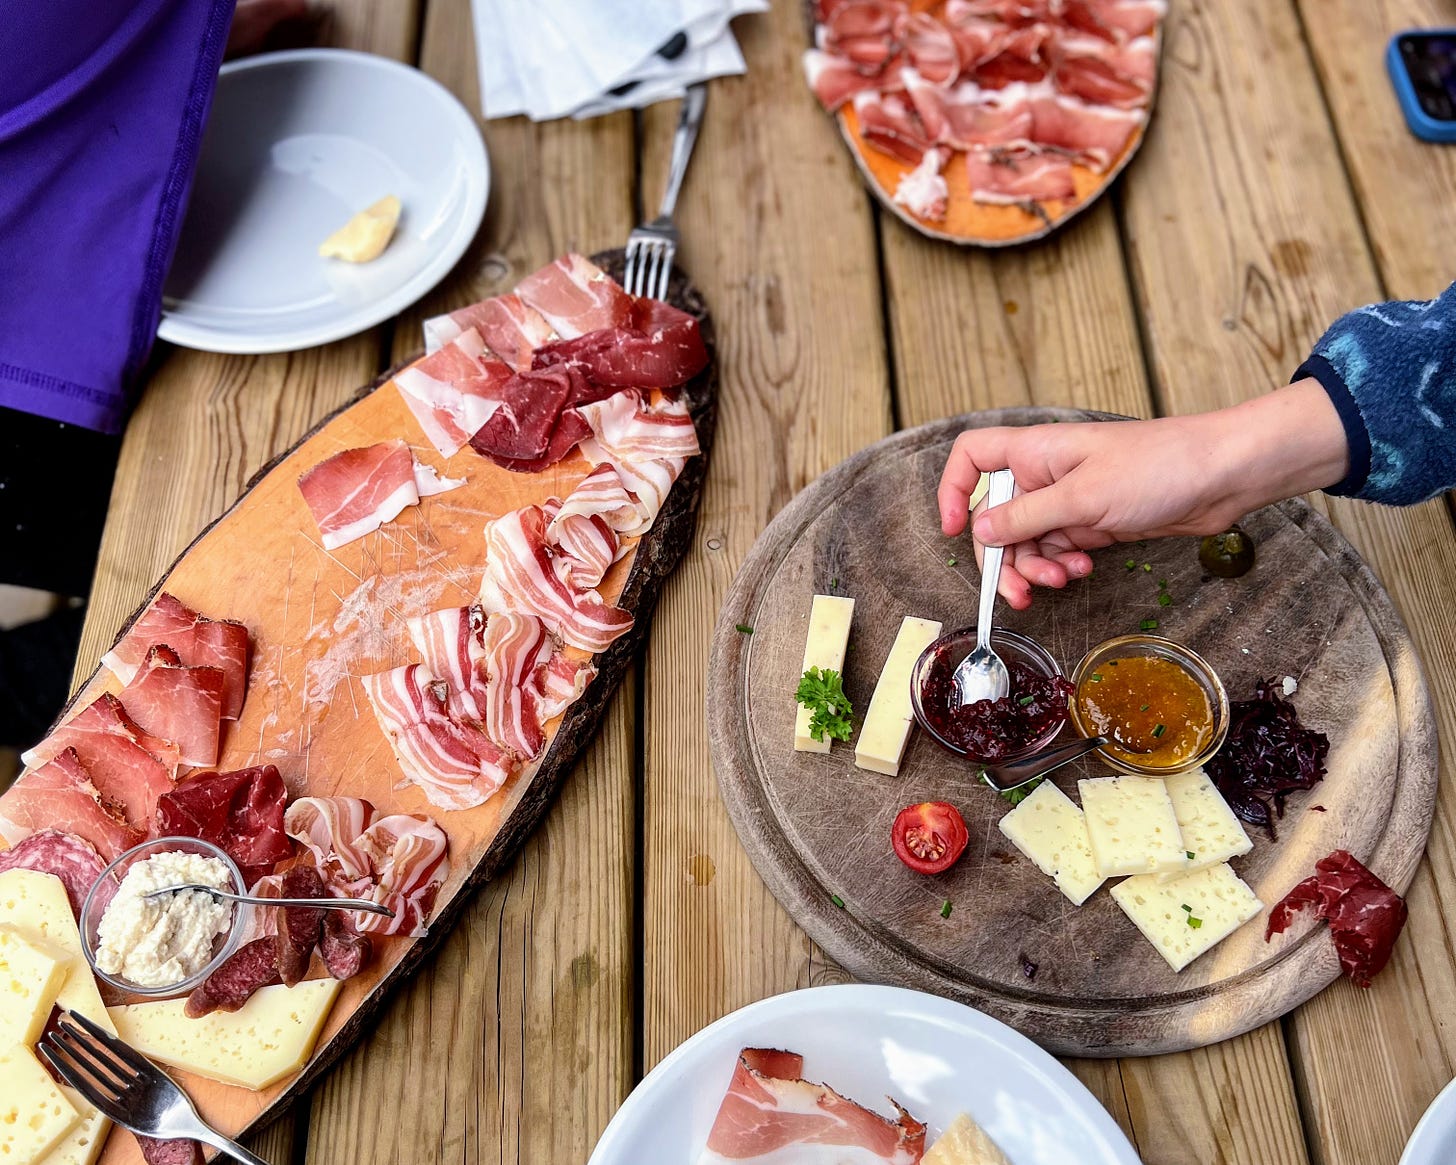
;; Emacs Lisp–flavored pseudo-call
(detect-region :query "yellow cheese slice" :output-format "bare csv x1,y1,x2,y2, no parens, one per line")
38,1089,109,1165
854,615,943,775
318,195,401,262
923,1112,1012,1165
0,924,71,1046
108,978,342,1090
997,781,1105,905
1156,768,1252,880
1111,862,1263,972
1077,775,1188,878
794,594,856,753
0,871,115,1034
0,1044,80,1165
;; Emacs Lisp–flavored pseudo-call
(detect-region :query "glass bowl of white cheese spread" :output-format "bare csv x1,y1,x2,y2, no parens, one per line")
81,837,246,997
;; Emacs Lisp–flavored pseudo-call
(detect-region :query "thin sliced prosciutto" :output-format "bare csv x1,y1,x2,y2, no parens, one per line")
21,693,178,828
531,298,709,392
893,147,949,220
155,765,293,881
699,1048,926,1165
896,12,959,84
121,645,224,769
1029,91,1143,171
804,48,890,111
422,294,557,366
0,749,144,860
516,252,633,337
394,329,512,457
902,74,1034,151
467,365,605,472
853,90,935,164
965,145,1075,203
298,439,464,551
1064,0,1165,41
101,592,250,720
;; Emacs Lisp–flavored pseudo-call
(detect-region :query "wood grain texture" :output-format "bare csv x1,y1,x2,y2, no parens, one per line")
637,0,893,1072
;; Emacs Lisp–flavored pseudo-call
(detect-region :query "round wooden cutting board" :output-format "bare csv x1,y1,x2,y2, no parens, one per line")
708,407,1437,1057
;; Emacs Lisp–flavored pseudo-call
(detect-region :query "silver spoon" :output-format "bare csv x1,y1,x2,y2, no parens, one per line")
952,468,1016,706
144,884,394,918
980,735,1108,793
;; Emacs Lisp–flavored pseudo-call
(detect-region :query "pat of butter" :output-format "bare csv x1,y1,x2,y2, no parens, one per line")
923,1111,1012,1165
319,195,401,262
0,871,115,1034
997,781,1105,905
1078,775,1188,878
109,978,342,1091
854,616,942,775
1157,768,1252,881
0,924,71,1047
1111,862,1263,972
794,594,856,753
0,1044,80,1165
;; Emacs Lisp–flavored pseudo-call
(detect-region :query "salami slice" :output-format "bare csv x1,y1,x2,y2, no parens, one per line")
137,1137,202,1165
320,910,371,981
184,936,282,1018
0,830,106,918
278,866,326,987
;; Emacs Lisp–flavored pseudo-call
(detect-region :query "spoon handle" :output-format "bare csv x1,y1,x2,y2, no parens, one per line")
982,735,1108,792
975,470,1016,650
146,885,395,918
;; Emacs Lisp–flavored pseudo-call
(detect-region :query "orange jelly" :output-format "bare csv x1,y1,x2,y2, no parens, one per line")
1075,655,1213,770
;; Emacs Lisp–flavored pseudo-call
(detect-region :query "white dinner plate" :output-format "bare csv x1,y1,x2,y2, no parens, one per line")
1401,1076,1456,1165
588,984,1141,1165
158,49,488,354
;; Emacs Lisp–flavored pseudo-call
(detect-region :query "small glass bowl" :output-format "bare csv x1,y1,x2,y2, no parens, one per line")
1068,634,1230,777
81,836,246,997
910,627,1068,764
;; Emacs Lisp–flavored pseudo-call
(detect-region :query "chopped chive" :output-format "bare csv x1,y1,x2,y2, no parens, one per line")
1139,703,1150,712
1188,916,1203,929
735,623,754,635
1152,723,1166,738
1158,577,1168,590
1142,563,1152,572
831,894,845,909
1186,850,1196,860
947,556,958,567
1181,903,1192,912
1140,618,1158,631
1018,695,1035,706
1125,559,1136,570
830,577,840,591
940,899,953,919
1090,673,1103,682
1158,593,1173,606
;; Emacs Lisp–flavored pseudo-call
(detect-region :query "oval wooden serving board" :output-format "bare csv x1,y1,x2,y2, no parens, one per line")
708,408,1436,1057
51,252,716,1163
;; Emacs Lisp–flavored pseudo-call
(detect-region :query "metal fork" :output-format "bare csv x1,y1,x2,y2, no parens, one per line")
623,82,708,301
41,1010,271,1165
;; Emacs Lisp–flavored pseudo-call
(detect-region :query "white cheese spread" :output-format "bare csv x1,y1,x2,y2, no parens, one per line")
95,851,234,987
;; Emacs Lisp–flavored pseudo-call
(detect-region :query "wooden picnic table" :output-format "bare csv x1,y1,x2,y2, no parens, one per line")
75,1,1456,1162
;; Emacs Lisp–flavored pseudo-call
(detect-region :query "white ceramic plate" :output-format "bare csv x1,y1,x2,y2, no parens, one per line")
589,984,1141,1165
1401,1077,1456,1165
158,49,488,354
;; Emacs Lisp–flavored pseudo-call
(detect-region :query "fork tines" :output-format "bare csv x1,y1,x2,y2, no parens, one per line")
41,1010,151,1121
623,233,675,301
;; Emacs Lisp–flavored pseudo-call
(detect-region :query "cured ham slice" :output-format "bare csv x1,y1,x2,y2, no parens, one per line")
298,439,464,551
0,830,107,917
699,1048,926,1165
896,12,959,84
955,0,1056,22
155,766,294,881
0,749,144,860
1064,0,1165,41
1030,91,1142,170
21,693,178,828
532,298,709,392
550,512,620,589
577,390,701,465
974,24,1052,87
535,651,594,720
394,330,512,457
902,74,1034,150
550,463,646,537
101,592,250,720
1050,30,1155,107
893,148,949,220
853,90,935,164
965,146,1076,203
422,294,557,366
804,48,889,111
941,4,1011,66
467,365,604,472
578,441,685,536
822,0,904,70
121,645,225,769
516,252,633,339
362,664,511,811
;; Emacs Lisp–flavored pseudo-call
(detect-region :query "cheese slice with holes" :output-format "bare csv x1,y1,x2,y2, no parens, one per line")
0,871,115,1034
1157,768,1252,880
923,1111,1013,1165
794,594,856,753
1078,775,1188,878
0,924,71,1046
854,616,942,775
0,1044,80,1165
38,1089,109,1165
997,781,1105,905
109,978,342,1090
1111,862,1263,972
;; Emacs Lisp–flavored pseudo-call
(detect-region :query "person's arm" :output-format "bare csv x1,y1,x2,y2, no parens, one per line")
1293,281,1456,505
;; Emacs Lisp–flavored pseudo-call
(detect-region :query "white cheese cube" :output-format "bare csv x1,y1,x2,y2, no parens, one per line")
854,616,943,775
0,871,115,1034
793,594,856,753
1157,768,1252,880
1111,862,1263,972
923,1111,1012,1165
0,1044,80,1165
109,978,342,1090
1078,775,1188,878
997,782,1105,905
0,924,71,1046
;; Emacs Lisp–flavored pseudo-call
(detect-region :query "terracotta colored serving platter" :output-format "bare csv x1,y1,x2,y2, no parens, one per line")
36,253,715,1164
708,407,1436,1057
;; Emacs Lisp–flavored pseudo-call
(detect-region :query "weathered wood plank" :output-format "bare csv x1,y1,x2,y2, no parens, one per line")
1121,3,1456,1164
638,2,891,1069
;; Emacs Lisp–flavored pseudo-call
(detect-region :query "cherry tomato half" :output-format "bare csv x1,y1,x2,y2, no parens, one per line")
892,802,969,875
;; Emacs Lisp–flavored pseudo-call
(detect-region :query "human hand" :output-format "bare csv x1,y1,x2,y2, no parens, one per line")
937,380,1349,609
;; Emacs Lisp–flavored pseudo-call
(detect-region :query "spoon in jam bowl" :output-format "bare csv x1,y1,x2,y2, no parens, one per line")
952,468,1015,707
144,884,395,918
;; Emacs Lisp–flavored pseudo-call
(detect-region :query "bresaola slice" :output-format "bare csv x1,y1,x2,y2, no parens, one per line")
101,592,251,719
120,645,225,769
467,365,591,468
155,765,293,881
532,299,709,391
393,330,512,457
0,749,144,860
298,439,464,551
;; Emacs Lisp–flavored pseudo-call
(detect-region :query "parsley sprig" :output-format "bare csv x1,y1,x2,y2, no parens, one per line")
796,667,854,743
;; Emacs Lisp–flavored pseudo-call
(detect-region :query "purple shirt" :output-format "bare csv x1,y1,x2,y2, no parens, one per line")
0,0,234,434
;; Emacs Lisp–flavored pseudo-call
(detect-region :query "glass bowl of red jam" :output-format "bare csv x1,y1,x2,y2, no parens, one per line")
1068,635,1229,776
910,628,1074,764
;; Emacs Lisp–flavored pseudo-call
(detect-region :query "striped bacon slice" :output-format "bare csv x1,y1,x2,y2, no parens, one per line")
394,329,512,457
577,390,701,464
284,796,376,881
479,611,548,760
101,592,251,720
407,605,489,722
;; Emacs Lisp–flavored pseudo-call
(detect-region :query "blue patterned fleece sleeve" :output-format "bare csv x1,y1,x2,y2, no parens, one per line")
1292,281,1456,506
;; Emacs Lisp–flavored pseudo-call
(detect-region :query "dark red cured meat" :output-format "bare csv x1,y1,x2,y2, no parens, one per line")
155,765,293,882
120,645,225,770
277,865,325,987
0,749,145,861
468,365,582,461
185,935,282,1017
481,410,594,474
532,299,709,391
320,909,371,980
137,1137,202,1165
102,592,250,721
0,830,106,918
1265,849,1407,988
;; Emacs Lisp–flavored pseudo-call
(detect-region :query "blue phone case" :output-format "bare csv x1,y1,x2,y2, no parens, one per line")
1388,33,1456,142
